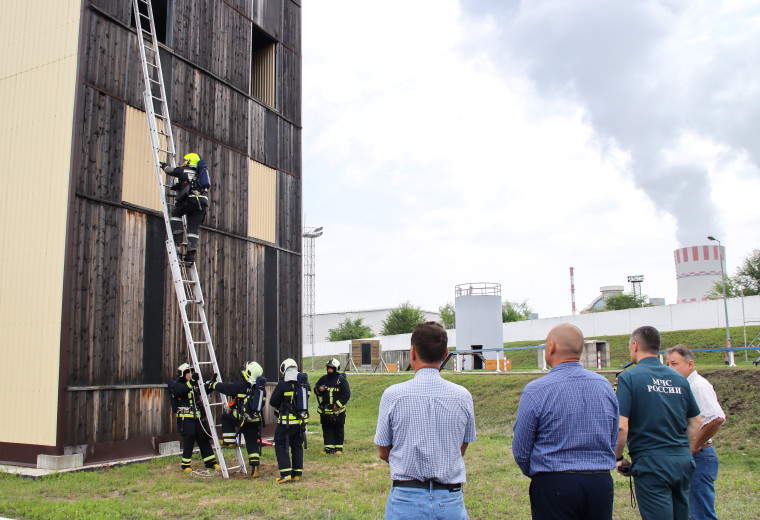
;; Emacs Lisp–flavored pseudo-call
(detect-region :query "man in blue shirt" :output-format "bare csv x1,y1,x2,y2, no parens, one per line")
512,323,619,520
375,321,477,520
615,326,702,520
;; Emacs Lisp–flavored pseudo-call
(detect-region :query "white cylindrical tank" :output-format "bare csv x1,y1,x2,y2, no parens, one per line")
674,245,725,303
455,283,503,370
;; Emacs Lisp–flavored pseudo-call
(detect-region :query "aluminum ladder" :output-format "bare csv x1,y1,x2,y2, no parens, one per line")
131,0,246,478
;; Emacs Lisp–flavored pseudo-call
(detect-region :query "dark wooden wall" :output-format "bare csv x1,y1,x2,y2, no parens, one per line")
62,0,302,457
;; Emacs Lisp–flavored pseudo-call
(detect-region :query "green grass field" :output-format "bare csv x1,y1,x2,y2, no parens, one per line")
2,362,759,520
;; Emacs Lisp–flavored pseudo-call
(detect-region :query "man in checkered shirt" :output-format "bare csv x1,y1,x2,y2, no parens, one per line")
375,321,477,520
512,323,619,520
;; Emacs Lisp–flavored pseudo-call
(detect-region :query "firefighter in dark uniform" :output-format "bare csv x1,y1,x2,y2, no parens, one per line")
161,152,208,263
269,358,309,484
315,358,351,455
170,363,220,473
206,361,266,478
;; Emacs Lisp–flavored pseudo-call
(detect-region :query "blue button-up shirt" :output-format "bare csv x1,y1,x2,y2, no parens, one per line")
375,368,477,484
512,362,618,477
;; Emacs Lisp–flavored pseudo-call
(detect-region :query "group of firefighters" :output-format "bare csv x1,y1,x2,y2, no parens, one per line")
165,152,351,481
170,357,351,483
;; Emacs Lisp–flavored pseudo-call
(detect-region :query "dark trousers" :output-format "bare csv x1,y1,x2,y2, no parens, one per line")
179,418,216,469
320,412,346,451
631,454,695,520
274,424,303,478
529,472,613,520
221,413,262,467
170,198,206,253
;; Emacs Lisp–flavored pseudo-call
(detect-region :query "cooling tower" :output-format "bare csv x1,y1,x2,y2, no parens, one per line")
674,245,725,303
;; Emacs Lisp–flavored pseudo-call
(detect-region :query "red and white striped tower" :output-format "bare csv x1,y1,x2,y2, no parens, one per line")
674,245,725,303
570,267,577,315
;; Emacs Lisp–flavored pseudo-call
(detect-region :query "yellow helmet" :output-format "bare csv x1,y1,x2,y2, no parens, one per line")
183,152,200,166
243,361,263,382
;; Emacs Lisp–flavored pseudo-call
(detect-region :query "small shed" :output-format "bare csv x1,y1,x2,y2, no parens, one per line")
348,340,387,371
537,340,610,369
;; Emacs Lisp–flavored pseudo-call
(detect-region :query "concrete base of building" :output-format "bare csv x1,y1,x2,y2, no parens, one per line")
37,453,84,471
158,441,181,456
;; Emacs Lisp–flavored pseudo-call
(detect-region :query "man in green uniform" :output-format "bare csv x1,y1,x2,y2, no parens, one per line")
615,326,702,520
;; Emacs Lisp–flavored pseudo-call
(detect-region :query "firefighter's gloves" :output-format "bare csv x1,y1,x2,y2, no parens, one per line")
204,373,218,393
191,372,200,386
160,162,168,170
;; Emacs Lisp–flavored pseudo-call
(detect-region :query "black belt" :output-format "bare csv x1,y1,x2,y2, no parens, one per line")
393,480,462,492
562,470,610,475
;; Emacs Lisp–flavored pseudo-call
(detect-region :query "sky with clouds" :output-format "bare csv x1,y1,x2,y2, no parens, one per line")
301,0,760,319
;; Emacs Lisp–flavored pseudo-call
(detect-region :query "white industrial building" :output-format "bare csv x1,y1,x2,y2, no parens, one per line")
305,308,441,344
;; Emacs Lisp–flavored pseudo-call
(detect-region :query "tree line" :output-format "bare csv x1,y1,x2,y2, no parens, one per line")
326,299,534,342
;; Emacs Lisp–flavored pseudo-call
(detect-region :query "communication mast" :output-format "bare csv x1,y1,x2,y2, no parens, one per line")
303,226,323,371
628,275,644,299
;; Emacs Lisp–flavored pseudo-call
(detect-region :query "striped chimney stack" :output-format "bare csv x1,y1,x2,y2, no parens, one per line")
674,245,725,303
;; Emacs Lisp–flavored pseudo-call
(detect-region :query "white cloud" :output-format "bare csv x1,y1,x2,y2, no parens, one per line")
302,0,759,318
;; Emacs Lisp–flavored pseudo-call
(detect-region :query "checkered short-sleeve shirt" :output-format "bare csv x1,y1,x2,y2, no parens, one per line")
374,368,477,484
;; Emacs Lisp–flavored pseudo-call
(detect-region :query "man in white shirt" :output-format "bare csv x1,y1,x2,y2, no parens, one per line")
666,345,726,520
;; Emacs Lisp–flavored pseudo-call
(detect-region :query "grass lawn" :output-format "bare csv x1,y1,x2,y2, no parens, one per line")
1,368,759,519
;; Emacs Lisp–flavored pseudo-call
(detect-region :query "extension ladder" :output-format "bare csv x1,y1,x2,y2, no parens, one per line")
131,0,246,478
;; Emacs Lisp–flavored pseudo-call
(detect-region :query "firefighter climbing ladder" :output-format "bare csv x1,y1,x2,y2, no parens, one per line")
132,0,246,478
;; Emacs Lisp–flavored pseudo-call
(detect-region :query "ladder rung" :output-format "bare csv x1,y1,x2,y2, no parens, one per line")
208,402,225,407
226,465,242,471
194,341,210,346
196,360,213,365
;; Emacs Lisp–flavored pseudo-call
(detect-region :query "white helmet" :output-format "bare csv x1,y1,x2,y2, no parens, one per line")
177,362,192,377
243,361,263,382
280,358,298,374
326,358,340,371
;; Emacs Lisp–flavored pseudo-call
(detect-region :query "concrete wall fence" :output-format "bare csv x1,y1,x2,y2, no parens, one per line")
304,295,760,357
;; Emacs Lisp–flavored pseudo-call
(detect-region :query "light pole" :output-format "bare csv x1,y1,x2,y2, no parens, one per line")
707,236,734,366
740,285,748,363
303,226,323,372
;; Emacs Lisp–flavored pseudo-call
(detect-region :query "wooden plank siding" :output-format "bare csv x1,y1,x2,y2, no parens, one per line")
77,87,125,202
59,1,302,459
282,0,301,56
277,250,302,364
278,11,301,126
252,0,283,42
278,170,301,251
171,0,251,94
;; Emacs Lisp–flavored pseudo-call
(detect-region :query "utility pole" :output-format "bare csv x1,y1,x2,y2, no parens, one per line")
708,236,734,366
